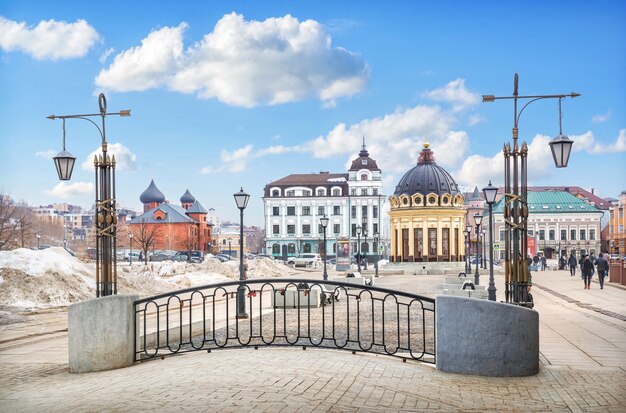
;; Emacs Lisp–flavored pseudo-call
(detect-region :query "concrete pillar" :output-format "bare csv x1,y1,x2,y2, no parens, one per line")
68,294,138,373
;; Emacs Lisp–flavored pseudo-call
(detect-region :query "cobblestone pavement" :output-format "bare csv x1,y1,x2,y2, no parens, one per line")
1,267,625,412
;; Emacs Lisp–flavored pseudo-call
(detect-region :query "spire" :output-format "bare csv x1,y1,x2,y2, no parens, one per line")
359,134,369,157
417,142,436,165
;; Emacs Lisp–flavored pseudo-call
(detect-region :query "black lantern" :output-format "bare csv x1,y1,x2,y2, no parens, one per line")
549,134,574,168
233,187,250,210
474,212,483,227
53,150,76,181
482,180,498,205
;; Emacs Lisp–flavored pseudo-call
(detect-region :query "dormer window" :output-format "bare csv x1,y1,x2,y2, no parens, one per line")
360,174,368,181
361,159,367,165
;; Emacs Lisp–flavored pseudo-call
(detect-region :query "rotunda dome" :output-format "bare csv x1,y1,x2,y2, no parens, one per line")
180,189,195,204
140,179,166,204
393,143,460,197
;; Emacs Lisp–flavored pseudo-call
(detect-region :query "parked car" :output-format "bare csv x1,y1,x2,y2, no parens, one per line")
150,252,173,262
254,254,274,260
175,250,204,263
215,253,234,261
287,253,322,268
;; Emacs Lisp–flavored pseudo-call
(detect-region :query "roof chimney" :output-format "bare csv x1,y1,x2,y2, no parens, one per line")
591,187,595,195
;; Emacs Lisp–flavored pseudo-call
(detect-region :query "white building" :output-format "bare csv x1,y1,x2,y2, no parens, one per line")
263,142,385,260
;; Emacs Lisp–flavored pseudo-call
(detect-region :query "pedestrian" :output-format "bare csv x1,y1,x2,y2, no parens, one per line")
595,253,609,289
581,255,594,289
568,253,577,276
541,255,547,271
533,255,539,271
559,255,566,270
526,255,532,273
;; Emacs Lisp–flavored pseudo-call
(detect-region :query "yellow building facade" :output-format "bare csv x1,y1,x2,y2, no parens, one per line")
388,144,466,262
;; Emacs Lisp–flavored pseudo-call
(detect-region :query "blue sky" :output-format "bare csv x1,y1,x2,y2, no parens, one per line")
1,0,624,226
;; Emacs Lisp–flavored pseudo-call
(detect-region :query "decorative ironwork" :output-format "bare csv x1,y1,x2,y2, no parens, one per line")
134,279,436,364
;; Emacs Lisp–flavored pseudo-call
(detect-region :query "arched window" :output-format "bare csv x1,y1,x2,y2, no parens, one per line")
288,243,296,254
333,189,340,196
361,174,368,181
332,242,337,253
272,243,280,254
317,189,324,196
303,243,311,253
272,190,279,197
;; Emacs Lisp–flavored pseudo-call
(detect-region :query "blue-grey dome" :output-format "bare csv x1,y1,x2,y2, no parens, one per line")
180,189,195,204
140,179,166,204
393,144,460,197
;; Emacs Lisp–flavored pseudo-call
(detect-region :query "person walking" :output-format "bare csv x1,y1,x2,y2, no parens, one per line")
595,253,609,289
533,255,539,271
568,253,577,276
581,255,594,289
541,255,547,271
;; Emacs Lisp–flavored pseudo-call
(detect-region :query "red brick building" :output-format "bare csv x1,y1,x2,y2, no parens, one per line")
128,180,212,252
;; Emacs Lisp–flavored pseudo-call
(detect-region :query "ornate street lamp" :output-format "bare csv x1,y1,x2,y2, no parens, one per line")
320,215,329,280
363,226,368,270
549,98,574,168
374,232,380,278
482,229,487,269
233,187,250,319
356,225,362,272
482,73,579,306
466,223,472,274
483,180,498,301
128,232,134,265
474,212,483,285
48,93,131,297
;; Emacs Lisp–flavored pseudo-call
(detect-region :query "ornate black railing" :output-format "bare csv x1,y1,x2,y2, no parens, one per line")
134,279,436,364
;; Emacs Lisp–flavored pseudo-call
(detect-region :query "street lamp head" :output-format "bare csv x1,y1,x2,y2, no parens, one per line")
129,233,133,239
320,215,329,228
482,95,495,102
363,227,368,236
36,234,40,239
549,134,574,168
466,223,472,233
482,180,498,205
53,150,76,181
482,228,486,235
474,213,483,227
356,225,362,235
119,110,132,117
373,232,379,241
233,187,250,210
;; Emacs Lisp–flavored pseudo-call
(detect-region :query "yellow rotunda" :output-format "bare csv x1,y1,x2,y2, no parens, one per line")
389,143,466,262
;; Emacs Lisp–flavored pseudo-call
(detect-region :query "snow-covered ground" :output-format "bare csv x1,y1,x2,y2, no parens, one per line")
0,248,294,312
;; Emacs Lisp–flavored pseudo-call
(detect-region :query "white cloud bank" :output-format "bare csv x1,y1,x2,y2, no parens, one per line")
80,143,138,171
0,16,100,60
421,78,480,111
45,182,94,198
591,111,611,123
96,13,369,107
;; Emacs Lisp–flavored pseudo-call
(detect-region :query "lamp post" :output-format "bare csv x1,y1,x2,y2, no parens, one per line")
374,232,380,278
482,229,486,269
363,226,368,270
474,212,483,285
228,239,232,257
482,73,579,306
464,228,470,275
483,181,498,301
129,232,133,265
356,225,362,272
47,93,131,297
465,223,472,275
320,215,329,280
36,234,40,249
234,187,250,319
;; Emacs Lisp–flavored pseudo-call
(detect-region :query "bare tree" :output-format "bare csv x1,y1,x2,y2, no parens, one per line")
132,219,163,265
0,194,36,250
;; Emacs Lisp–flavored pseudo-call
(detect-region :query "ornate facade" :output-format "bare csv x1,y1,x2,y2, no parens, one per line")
388,144,466,262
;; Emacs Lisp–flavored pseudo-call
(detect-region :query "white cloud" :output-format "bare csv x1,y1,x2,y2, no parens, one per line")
0,16,100,60
468,114,485,126
202,144,307,174
591,111,611,123
95,13,368,107
80,143,137,171
45,182,94,198
35,149,56,159
571,129,626,154
98,47,115,63
421,78,479,111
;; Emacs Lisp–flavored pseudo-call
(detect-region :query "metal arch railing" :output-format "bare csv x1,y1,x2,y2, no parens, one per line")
134,279,436,364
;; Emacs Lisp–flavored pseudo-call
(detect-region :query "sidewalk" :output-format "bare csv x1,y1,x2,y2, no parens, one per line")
1,269,625,412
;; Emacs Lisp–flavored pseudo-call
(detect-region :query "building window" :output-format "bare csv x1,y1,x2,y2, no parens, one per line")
302,206,310,216
272,190,279,197
351,224,357,237
499,231,505,242
317,189,324,196
333,224,340,234
580,229,586,240
351,206,356,219
361,174,368,181
302,224,310,234
590,229,596,240
272,243,280,254
272,206,280,216
273,225,279,235
333,205,340,215
373,206,378,219
362,206,368,220
303,190,311,197
287,206,295,216
620,208,624,219
351,188,356,196
332,188,341,196
549,230,555,241
539,230,545,241
288,243,296,254
286,190,295,197
318,224,324,234
373,223,378,235
561,229,567,240
303,243,311,253
361,188,368,196
318,206,325,216
570,229,576,240
373,188,378,196
287,225,295,235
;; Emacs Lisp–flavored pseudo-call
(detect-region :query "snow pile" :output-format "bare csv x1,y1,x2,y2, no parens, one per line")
0,247,91,277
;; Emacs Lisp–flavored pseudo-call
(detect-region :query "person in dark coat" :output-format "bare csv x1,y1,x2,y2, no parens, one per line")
581,255,594,289
568,253,577,276
559,256,566,270
578,254,585,270
595,253,609,289
540,256,547,271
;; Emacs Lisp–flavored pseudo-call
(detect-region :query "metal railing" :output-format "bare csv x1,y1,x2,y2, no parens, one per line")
134,279,435,364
